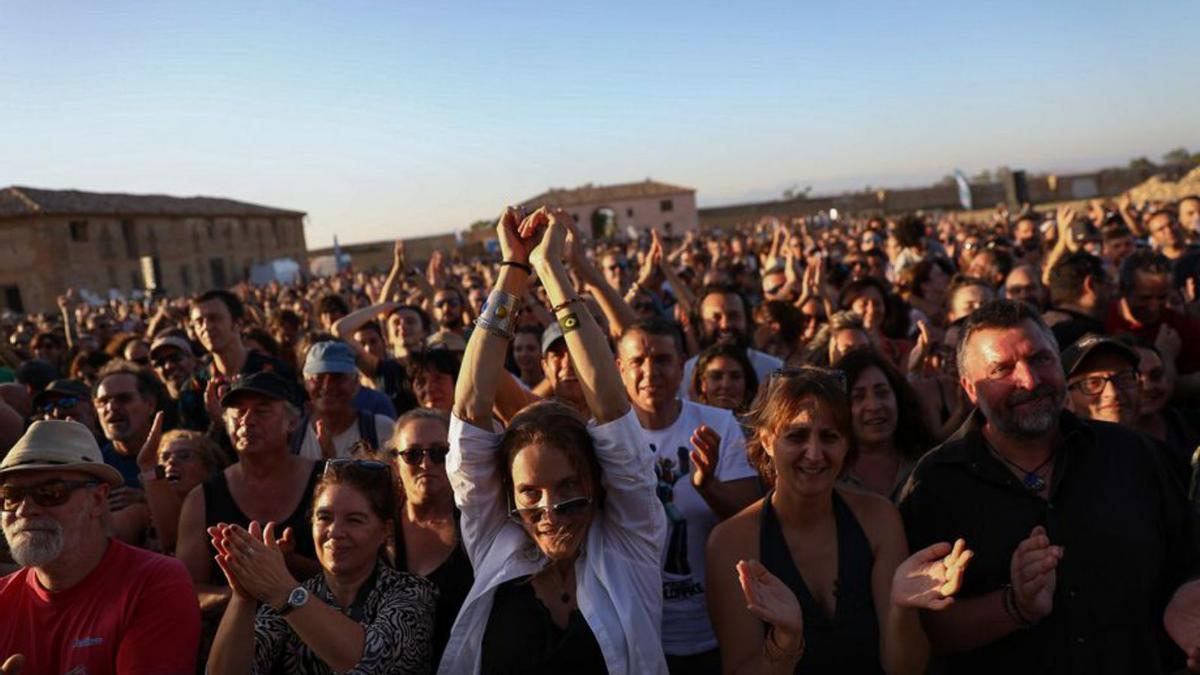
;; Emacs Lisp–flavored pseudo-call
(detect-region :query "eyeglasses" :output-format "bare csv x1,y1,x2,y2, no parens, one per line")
390,444,450,466
1,480,100,511
38,396,81,414
322,459,391,478
509,495,592,524
1068,370,1139,396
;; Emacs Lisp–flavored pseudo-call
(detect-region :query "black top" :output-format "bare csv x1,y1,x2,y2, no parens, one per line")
1041,307,1106,352
480,576,608,675
759,490,882,675
899,410,1198,675
394,511,474,672
202,461,323,583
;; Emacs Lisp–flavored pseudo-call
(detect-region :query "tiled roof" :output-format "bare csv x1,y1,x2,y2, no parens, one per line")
521,179,693,209
0,186,305,220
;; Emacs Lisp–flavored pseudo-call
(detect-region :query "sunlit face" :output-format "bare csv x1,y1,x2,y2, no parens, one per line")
95,373,155,445
313,484,391,576
305,372,358,415
762,271,789,301
601,254,629,292
699,293,747,347
1148,213,1182,250
948,285,993,323
542,344,582,402
190,299,239,353
1004,267,1042,307
847,287,886,332
849,366,898,445
1102,235,1134,267
699,355,748,410
388,309,427,354
509,442,595,562
1180,198,1200,234
960,322,1066,440
353,328,387,360
618,332,682,413
1067,352,1140,427
433,290,463,329
158,438,212,499
151,346,196,390
512,333,542,374
1125,271,1170,325
392,418,451,507
225,395,295,454
1,469,107,568
1137,346,1171,417
829,328,870,364
766,396,848,497
413,369,454,412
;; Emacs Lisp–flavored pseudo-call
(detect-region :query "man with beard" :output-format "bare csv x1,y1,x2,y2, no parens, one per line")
679,285,781,400
0,420,200,674
294,341,394,459
616,317,758,673
93,361,173,545
431,287,468,335
1108,250,1200,375
899,300,1200,674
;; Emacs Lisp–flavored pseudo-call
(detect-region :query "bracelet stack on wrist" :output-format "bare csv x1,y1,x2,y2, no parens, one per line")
475,290,519,339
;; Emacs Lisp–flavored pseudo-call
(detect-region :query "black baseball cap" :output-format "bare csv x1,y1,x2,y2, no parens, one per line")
32,379,91,409
1060,333,1139,378
221,371,299,408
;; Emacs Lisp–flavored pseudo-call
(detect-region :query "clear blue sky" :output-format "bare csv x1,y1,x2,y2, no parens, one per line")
2,0,1197,246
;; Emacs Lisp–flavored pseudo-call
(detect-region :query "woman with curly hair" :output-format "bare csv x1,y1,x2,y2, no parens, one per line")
689,342,760,413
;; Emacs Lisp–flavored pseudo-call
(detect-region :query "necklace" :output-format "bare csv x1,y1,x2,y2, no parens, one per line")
995,451,1055,492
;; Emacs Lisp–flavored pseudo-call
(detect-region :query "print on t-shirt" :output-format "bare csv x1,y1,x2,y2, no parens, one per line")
652,443,692,576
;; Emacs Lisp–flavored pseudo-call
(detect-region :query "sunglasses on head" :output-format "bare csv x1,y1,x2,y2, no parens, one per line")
1,479,100,511
322,459,391,478
389,444,450,466
770,365,848,391
39,396,81,414
509,495,592,524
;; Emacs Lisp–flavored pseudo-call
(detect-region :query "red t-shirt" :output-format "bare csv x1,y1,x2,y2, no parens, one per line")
0,539,200,675
1106,304,1200,374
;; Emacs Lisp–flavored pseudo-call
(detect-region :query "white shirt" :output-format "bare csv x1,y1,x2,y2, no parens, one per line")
639,399,755,655
680,347,783,400
295,414,395,459
440,410,668,675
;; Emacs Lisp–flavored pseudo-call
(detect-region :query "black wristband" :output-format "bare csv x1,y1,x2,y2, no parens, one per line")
500,260,533,275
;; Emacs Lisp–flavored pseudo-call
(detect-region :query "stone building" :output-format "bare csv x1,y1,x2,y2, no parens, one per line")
521,179,697,239
0,186,306,314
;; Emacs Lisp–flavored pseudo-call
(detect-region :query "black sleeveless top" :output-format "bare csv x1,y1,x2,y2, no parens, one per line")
759,490,882,674
202,461,323,583
393,510,474,671
480,576,608,675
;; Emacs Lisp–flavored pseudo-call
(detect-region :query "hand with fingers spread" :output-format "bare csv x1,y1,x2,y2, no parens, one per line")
1055,205,1078,252
1009,525,1063,623
737,559,804,644
204,377,228,429
689,424,721,489
892,538,974,610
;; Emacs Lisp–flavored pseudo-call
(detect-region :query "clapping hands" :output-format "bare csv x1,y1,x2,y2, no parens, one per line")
892,538,974,610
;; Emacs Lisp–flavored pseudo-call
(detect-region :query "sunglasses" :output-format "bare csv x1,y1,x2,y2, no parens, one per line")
151,352,185,368
390,444,450,466
322,459,391,478
1,479,100,511
509,495,592,524
770,366,848,391
39,396,81,414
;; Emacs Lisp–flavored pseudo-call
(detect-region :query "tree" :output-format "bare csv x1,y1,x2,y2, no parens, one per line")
468,219,493,232
972,169,993,183
1163,147,1191,165
1128,156,1155,170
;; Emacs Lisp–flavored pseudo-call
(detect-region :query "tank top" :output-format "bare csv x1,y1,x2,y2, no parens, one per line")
202,461,323,583
759,490,882,674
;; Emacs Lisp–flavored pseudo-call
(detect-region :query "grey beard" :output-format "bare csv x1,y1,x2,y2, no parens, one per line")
977,392,1061,440
2,521,64,567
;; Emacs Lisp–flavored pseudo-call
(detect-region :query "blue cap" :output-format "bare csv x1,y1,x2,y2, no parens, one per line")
303,341,358,376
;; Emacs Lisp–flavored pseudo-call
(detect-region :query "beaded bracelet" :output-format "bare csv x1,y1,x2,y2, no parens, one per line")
551,296,584,313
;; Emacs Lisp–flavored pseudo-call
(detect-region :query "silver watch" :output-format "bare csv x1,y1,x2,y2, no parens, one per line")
278,586,309,616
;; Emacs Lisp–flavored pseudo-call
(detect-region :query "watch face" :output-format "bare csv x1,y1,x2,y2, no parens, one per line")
288,587,309,607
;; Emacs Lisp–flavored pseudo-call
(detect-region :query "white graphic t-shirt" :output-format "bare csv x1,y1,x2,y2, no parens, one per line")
639,399,756,656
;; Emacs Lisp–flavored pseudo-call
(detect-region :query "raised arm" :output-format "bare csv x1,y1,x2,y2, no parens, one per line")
568,224,637,339
331,301,399,377
377,241,407,304
529,208,630,424
453,206,532,429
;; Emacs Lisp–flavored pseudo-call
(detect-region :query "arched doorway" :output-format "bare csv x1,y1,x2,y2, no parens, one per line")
591,206,617,240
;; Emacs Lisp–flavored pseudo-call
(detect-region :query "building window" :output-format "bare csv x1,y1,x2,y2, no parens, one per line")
120,220,139,259
660,199,674,212
572,213,580,223
130,270,142,290
1,285,23,313
180,264,192,292
209,258,227,288
107,266,118,289
68,220,89,242
626,208,634,217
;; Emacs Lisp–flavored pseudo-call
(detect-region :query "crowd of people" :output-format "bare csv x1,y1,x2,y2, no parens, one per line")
1,192,1200,674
